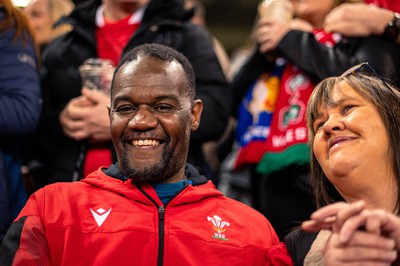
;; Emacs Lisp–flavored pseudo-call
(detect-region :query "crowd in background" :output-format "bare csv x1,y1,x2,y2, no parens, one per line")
1,0,400,262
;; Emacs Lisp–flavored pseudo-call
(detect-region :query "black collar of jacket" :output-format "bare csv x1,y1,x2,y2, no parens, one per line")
103,162,208,186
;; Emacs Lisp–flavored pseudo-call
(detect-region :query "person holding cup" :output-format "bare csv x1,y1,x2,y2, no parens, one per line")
230,0,400,240
323,0,400,45
28,0,230,189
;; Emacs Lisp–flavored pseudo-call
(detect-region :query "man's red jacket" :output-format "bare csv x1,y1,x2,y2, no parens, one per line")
0,164,279,265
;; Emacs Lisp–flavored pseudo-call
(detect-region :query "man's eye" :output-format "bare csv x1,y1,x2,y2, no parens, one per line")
115,105,136,113
153,104,174,112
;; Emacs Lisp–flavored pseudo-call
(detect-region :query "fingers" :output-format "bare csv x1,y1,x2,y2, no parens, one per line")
81,87,110,104
310,201,350,220
323,4,358,34
256,18,290,54
302,216,337,232
60,97,91,140
338,209,400,245
333,201,366,233
61,120,89,140
302,201,366,234
324,232,397,265
345,230,395,250
361,211,400,250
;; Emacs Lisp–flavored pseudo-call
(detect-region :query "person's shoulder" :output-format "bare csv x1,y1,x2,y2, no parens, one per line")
182,22,212,39
283,228,319,265
41,180,92,197
219,196,269,221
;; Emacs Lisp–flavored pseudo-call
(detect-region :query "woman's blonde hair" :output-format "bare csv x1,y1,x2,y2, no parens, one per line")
47,0,74,39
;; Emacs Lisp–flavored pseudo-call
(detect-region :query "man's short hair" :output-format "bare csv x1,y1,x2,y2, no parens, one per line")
112,43,196,99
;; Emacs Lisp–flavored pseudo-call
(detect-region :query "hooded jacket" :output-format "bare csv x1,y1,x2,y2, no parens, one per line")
32,0,231,185
0,164,279,265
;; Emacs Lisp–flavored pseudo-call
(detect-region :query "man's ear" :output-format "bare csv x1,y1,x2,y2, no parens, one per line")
107,106,111,119
191,99,203,131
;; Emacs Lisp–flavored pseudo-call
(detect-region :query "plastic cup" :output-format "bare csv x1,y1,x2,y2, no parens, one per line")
258,0,293,23
79,58,115,94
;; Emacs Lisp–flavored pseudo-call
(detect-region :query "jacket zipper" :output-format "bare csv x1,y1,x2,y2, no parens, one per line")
135,183,190,266
157,205,165,266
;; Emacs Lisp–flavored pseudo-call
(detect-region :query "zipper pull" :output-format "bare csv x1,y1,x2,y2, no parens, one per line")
159,206,165,220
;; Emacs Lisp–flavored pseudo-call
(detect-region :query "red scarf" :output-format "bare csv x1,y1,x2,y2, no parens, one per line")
257,30,340,175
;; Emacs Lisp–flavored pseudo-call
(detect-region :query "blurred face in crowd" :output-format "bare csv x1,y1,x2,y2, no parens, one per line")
312,81,391,196
109,56,202,183
103,0,149,20
23,0,52,46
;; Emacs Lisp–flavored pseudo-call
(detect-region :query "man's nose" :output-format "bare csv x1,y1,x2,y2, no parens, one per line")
128,107,157,130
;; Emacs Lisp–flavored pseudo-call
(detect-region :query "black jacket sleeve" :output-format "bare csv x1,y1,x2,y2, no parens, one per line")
230,48,276,116
277,30,400,87
180,25,232,143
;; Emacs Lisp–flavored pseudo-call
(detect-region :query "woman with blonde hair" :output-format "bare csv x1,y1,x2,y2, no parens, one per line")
23,0,74,51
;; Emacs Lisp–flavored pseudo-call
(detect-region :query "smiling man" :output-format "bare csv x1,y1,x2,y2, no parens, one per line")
0,44,279,266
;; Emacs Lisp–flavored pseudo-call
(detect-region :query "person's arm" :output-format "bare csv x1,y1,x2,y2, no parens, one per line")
0,189,51,265
324,3,400,45
0,23,41,136
265,242,294,266
276,27,400,84
180,25,232,143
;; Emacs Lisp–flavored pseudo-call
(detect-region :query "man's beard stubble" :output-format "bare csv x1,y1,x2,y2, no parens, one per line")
119,144,182,183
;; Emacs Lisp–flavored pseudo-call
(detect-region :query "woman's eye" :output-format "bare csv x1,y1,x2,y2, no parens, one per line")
314,121,325,132
343,105,356,114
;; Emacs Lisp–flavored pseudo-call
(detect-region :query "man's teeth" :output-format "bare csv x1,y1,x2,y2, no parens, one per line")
132,140,160,146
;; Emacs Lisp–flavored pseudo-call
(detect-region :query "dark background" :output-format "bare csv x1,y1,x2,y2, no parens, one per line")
201,0,259,55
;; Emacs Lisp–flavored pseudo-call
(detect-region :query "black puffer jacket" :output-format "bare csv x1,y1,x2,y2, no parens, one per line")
33,0,231,186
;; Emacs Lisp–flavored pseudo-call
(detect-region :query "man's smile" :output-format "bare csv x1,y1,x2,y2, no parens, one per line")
132,139,160,146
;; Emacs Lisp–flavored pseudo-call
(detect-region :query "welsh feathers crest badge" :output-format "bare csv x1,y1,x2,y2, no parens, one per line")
207,215,230,241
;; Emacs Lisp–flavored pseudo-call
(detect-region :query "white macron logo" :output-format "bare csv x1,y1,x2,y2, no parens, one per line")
90,208,112,227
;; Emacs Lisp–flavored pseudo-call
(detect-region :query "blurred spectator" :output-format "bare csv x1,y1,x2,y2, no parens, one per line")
19,0,74,194
22,0,74,52
184,0,230,78
0,0,41,242
324,0,400,44
28,0,230,190
184,0,233,183
229,0,400,240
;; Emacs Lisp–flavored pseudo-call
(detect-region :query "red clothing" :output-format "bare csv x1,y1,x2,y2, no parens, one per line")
365,0,400,12
96,14,140,65
2,166,279,265
83,13,140,178
266,242,294,266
